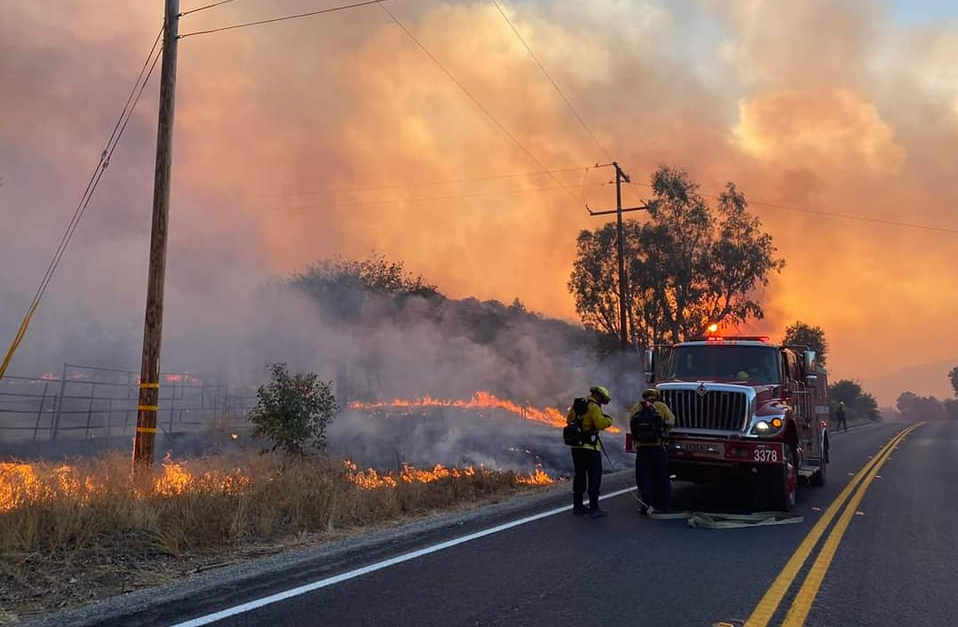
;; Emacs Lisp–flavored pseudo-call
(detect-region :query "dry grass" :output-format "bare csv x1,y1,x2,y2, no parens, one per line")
0,453,553,622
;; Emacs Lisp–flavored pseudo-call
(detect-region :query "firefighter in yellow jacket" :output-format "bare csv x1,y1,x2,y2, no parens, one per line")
567,385,615,518
630,388,676,514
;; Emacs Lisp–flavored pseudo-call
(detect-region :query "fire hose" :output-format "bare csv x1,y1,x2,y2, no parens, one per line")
633,493,804,529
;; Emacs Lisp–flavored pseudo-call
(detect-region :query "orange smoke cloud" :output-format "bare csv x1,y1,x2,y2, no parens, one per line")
3,0,958,404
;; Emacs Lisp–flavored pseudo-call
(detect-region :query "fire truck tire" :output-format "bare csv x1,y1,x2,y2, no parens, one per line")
810,458,827,486
764,443,798,512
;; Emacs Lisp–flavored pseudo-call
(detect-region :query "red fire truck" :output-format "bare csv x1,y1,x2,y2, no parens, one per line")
626,334,830,511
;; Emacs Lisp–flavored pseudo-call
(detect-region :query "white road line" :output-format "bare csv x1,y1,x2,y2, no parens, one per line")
169,486,636,626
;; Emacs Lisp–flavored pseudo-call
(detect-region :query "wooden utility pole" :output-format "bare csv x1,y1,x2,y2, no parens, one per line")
588,162,652,350
133,0,179,466
614,163,628,350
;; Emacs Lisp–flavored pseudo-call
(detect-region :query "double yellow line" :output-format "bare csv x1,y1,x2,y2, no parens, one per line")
744,422,923,627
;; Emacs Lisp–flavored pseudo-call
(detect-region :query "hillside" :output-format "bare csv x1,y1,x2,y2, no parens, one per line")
858,359,956,407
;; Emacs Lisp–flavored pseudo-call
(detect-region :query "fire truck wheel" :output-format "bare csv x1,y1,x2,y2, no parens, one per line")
764,443,797,512
810,453,827,487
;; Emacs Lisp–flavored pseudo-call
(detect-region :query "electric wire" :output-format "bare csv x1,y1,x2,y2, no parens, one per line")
746,199,958,234
0,28,164,381
180,0,244,17
377,1,585,207
630,181,958,235
259,181,609,210
178,0,404,38
489,0,612,164
248,165,599,198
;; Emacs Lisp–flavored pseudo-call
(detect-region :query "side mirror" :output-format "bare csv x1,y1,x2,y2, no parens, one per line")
804,350,817,373
643,349,654,381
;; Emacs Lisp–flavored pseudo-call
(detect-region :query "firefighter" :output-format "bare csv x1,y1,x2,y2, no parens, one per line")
568,385,614,518
836,401,848,433
631,388,676,514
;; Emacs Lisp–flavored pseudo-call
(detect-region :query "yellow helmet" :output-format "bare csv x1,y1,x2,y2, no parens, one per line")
642,388,659,400
590,385,611,404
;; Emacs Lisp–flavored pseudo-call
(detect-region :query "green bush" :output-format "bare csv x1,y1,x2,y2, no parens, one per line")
248,363,339,455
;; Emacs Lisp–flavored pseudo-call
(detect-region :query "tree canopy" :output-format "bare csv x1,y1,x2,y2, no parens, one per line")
288,253,441,319
949,365,958,397
782,321,829,367
828,379,879,421
569,166,785,347
896,391,953,421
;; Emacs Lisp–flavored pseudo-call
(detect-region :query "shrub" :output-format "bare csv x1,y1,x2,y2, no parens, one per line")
247,363,339,456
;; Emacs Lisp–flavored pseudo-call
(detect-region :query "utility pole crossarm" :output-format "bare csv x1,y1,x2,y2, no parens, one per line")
587,206,650,216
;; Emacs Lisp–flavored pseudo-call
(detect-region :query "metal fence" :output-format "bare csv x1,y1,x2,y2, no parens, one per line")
0,364,256,443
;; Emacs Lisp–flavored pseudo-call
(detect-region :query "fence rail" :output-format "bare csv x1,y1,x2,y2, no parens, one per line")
0,364,256,443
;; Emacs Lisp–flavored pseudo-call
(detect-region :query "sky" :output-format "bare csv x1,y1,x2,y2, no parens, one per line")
892,0,958,25
1,0,957,406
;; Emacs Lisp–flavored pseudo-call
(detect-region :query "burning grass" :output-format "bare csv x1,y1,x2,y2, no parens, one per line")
0,454,553,554
0,453,555,621
349,390,621,433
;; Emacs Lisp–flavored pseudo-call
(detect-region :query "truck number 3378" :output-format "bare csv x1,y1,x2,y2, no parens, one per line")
753,449,779,463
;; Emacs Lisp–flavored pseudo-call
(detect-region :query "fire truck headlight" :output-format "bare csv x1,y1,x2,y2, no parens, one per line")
751,417,785,435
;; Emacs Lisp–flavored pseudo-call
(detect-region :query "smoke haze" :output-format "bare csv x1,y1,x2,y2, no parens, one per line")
2,0,957,408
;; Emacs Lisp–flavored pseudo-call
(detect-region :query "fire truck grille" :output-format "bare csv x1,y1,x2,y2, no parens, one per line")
661,389,749,431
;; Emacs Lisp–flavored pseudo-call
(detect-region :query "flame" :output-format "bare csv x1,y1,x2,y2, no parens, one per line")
1,456,551,513
0,456,248,512
349,390,620,433
343,459,553,489
0,463,38,511
515,465,553,486
0,462,95,511
153,455,192,496
150,454,250,497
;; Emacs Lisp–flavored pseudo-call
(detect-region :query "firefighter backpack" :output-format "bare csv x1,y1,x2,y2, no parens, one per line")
630,400,666,444
563,397,592,446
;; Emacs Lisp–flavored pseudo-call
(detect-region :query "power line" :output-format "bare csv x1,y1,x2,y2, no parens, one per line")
378,2,585,207
178,0,405,38
257,181,609,210
248,165,598,198
489,0,612,164
179,0,243,17
750,199,958,234
630,181,958,235
487,0,646,206
0,27,164,381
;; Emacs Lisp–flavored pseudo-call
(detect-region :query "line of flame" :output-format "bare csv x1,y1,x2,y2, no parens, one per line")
1,456,554,512
343,459,554,489
349,390,620,433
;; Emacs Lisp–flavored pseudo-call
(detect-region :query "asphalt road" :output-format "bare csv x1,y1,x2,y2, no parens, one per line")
32,420,958,627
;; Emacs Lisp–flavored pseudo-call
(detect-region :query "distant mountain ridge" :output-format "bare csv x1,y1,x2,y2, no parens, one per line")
857,358,956,407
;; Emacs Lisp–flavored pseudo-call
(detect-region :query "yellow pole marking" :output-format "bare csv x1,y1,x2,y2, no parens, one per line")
136,426,158,433
139,382,160,389
743,424,920,627
137,404,159,411
781,423,922,626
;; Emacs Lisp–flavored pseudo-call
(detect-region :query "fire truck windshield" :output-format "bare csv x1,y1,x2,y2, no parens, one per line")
668,345,782,384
